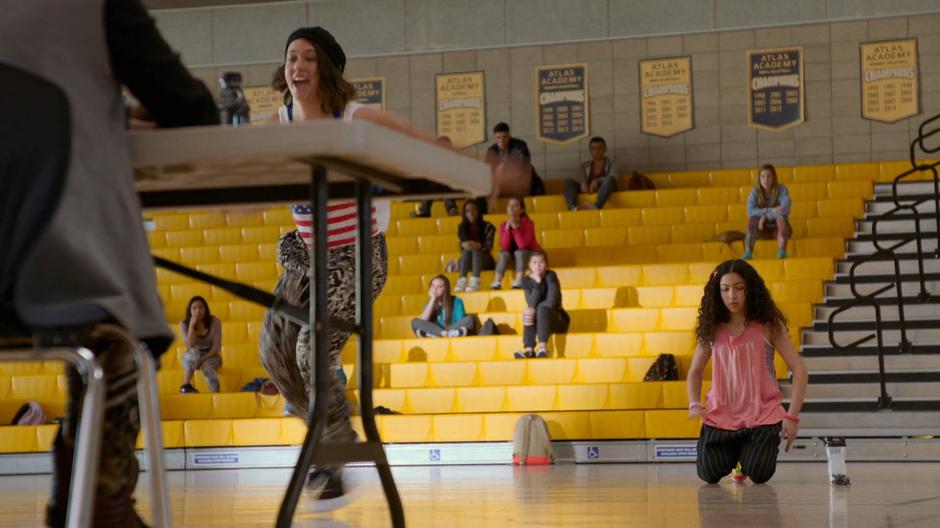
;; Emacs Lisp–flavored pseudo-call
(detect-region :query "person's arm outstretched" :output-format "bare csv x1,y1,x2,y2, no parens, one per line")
687,342,712,419
770,322,807,452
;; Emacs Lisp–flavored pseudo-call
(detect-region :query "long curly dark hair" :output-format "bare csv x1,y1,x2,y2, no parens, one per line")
694,259,787,345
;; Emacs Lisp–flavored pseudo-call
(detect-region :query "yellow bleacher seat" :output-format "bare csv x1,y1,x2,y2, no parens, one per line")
196,262,236,281
383,275,423,295
628,225,671,246
570,247,614,266
235,261,277,281
505,385,557,412
645,410,700,438
598,208,642,227
0,426,39,453
709,169,753,187
596,330,643,356
397,293,426,315
263,207,293,226
188,212,228,229
673,285,703,307
772,166,795,183
396,218,436,237
528,195,567,214
163,301,189,322
609,382,663,409
418,234,457,255
807,216,856,238
785,200,815,219
727,202,747,220
450,336,499,361
168,283,209,304
402,338,450,362
645,331,695,356
10,375,57,400
579,288,622,309
878,160,914,182
685,204,728,224
225,211,266,228
784,257,834,281
772,279,824,303
828,179,873,199
662,380,708,408
151,249,179,265
372,388,408,414
608,308,660,332
550,333,594,358
749,259,785,282
399,254,444,275
557,384,609,411
527,359,577,385
553,268,597,289
642,206,684,226
381,415,433,442
408,388,457,414
557,210,600,229
687,261,718,283
374,295,401,317
257,243,277,261
611,190,657,209
780,302,813,330
484,291,525,312
795,237,845,259
626,357,658,382
457,387,506,413
644,172,671,189
478,361,526,386
633,286,674,308
583,227,626,247
817,198,863,218
0,362,44,377
792,165,834,183
659,307,698,331
787,182,828,201
541,411,594,439
384,237,417,256
433,414,485,442
212,392,259,419
577,357,628,383
185,419,234,447
228,300,266,321
241,226,280,244
643,263,689,286
658,243,706,263
152,213,190,231
670,171,710,188
590,410,646,439
596,265,643,287
165,230,205,248
233,418,283,446
373,339,404,364
436,216,462,235
390,201,418,220
162,394,213,420
835,162,880,181
569,309,608,333
528,212,559,230
203,227,244,246
655,189,698,207
430,362,478,387
179,246,220,265
541,228,584,249
222,344,259,368
217,244,258,263
671,224,716,244
696,186,740,206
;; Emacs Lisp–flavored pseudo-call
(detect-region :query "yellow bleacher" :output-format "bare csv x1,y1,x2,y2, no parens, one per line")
5,159,916,452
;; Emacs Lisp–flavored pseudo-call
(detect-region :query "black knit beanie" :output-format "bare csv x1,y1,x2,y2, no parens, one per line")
285,27,346,73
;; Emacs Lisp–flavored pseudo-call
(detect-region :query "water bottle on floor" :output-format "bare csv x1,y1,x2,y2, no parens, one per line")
218,72,250,126
825,436,851,485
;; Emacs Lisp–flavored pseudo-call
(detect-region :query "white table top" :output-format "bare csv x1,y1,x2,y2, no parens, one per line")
131,119,491,204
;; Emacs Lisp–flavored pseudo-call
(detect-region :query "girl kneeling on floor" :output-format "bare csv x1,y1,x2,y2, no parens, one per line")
687,259,808,484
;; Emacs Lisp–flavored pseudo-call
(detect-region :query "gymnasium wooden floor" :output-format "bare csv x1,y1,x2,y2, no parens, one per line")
1,462,938,526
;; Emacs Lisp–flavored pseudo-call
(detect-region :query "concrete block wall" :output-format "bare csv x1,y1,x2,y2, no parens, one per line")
154,1,940,177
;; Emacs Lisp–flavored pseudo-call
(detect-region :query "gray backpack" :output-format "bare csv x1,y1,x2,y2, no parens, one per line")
512,414,554,465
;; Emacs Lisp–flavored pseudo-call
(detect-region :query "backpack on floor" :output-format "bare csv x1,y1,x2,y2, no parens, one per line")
644,353,679,381
512,414,554,465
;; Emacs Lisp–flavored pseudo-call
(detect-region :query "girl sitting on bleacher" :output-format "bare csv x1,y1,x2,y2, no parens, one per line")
515,251,570,359
744,164,792,260
687,259,807,484
454,200,496,293
179,295,223,394
412,275,476,337
493,197,541,290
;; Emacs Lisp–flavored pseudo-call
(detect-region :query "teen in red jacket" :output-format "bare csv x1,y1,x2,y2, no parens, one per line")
492,197,541,289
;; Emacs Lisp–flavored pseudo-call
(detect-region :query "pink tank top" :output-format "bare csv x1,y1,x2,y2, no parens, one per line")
703,322,787,431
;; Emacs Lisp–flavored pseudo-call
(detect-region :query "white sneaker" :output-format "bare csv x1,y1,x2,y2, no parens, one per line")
511,279,523,289
454,276,468,292
467,277,481,292
491,280,502,290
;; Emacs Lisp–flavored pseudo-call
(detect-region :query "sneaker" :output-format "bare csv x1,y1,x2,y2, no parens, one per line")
415,329,431,338
731,464,746,482
467,277,481,292
306,469,357,512
179,383,198,394
511,279,523,289
454,276,468,292
513,349,535,359
535,348,549,358
741,249,753,260
446,328,467,338
447,207,459,216
581,201,598,210
409,210,428,218
491,280,502,290
777,249,788,259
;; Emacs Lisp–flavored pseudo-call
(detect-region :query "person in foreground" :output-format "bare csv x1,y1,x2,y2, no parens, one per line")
687,259,808,484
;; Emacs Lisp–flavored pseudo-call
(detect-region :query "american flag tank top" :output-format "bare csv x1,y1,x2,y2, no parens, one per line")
290,201,390,249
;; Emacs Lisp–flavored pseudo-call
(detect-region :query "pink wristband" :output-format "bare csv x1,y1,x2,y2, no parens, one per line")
784,414,800,423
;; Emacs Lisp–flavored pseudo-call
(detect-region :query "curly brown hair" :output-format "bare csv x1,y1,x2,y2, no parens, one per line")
694,259,787,345
271,42,356,112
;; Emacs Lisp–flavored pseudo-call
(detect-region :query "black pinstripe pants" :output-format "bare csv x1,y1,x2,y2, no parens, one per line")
696,422,783,484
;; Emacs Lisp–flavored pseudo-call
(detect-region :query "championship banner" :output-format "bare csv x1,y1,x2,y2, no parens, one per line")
243,86,282,124
639,56,694,138
536,63,589,144
351,77,386,110
435,71,486,148
861,39,919,123
747,47,804,130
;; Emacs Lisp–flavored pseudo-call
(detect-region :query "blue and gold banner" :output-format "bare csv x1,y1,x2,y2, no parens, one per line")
536,63,589,144
861,39,919,123
436,71,486,148
747,47,804,130
640,56,694,138
351,77,385,110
